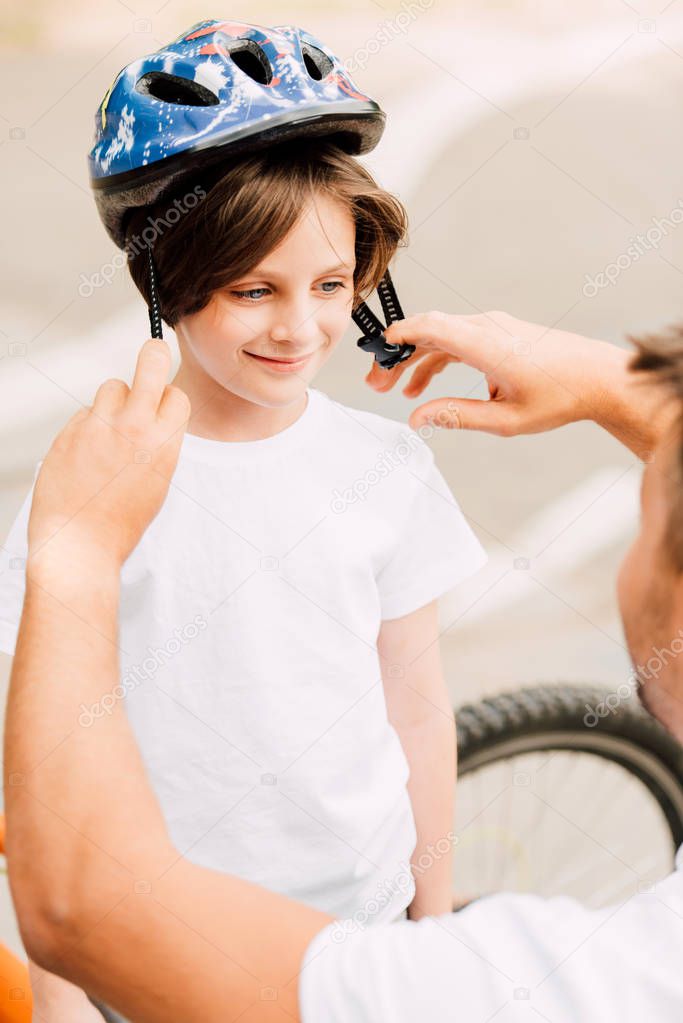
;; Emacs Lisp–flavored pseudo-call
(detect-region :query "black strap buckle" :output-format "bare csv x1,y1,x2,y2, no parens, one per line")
352,270,415,370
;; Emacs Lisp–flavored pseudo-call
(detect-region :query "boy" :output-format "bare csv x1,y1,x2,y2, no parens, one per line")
0,20,487,1020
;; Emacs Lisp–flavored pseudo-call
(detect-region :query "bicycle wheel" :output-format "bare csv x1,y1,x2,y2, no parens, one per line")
453,684,683,908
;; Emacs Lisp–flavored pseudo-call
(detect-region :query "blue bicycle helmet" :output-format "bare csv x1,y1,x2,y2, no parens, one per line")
88,19,385,247
87,18,415,368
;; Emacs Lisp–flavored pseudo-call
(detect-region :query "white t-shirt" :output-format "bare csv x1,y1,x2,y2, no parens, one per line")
0,386,487,923
300,845,683,1020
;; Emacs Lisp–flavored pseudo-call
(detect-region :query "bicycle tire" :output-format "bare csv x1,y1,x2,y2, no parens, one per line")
455,684,683,851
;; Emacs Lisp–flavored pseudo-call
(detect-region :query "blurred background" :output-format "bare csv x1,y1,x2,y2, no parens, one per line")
2,0,683,959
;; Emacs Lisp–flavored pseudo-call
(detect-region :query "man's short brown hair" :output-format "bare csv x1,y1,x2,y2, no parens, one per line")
630,326,683,570
124,138,408,328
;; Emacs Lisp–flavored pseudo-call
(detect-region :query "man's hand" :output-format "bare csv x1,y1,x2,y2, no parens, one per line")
364,310,675,456
27,339,190,573
365,311,622,432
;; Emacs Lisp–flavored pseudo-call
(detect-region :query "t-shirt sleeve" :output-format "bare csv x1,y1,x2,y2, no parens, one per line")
0,462,41,657
375,434,487,620
299,864,683,1021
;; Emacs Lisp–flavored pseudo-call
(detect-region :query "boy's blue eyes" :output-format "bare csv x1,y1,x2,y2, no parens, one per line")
231,281,345,301
232,287,269,300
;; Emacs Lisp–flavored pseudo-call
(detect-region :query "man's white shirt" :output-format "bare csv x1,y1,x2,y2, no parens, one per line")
300,845,683,1020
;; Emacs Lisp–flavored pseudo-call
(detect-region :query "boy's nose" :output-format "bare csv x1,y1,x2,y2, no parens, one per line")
269,309,321,350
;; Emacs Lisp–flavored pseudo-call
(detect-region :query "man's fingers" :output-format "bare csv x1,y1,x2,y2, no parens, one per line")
409,396,520,437
127,339,172,417
92,379,129,417
67,407,92,428
365,346,430,392
384,313,501,372
158,384,191,427
365,360,404,392
50,407,91,453
403,353,454,397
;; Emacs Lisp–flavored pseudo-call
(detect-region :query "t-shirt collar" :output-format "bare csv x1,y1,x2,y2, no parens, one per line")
179,387,319,464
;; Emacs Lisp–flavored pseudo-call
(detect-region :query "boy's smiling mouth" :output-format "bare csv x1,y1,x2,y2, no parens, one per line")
244,350,316,372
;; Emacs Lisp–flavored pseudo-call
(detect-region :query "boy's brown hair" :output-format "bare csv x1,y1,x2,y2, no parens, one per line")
630,326,683,571
124,138,408,328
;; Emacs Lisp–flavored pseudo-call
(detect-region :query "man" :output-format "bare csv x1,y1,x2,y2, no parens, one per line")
4,310,683,1021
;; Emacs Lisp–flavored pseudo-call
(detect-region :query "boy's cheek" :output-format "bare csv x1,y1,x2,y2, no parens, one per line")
329,314,355,350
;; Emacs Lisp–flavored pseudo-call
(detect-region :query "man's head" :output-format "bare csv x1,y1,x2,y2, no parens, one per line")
618,327,683,740
124,139,407,409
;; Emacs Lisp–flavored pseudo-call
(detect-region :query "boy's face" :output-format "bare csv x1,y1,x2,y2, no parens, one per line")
174,192,356,408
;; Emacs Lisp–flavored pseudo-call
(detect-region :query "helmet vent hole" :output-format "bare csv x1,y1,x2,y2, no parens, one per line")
301,44,333,81
228,39,274,86
136,71,219,106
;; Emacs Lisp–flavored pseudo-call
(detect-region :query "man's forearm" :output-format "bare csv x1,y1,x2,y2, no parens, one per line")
5,549,172,926
5,550,329,1022
28,958,107,1023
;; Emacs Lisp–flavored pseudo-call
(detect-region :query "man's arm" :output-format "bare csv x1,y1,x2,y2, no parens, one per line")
4,341,330,1023
28,958,106,1022
364,311,678,457
378,601,455,920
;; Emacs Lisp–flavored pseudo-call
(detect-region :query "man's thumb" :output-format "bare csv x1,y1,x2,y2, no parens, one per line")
409,397,513,436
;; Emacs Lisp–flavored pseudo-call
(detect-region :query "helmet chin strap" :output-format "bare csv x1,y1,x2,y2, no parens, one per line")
146,253,414,370
352,269,415,370
147,247,164,340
